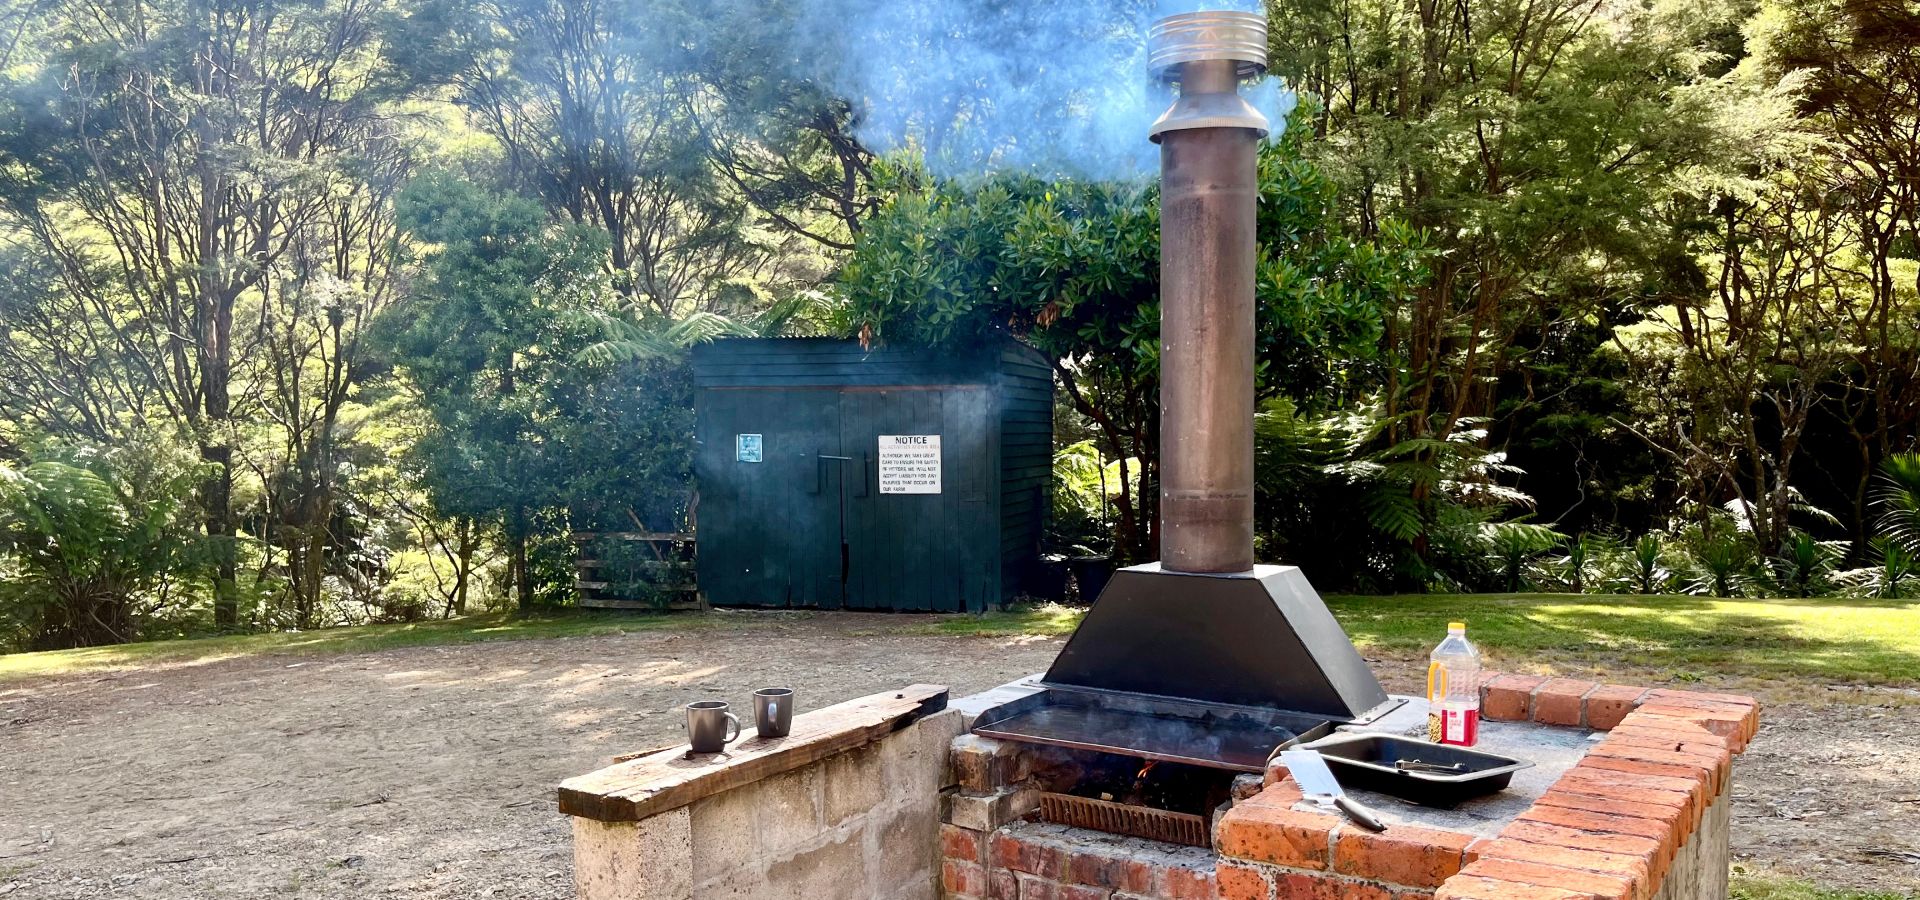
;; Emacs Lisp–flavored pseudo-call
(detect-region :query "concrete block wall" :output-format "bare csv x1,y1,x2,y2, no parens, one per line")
575,706,965,900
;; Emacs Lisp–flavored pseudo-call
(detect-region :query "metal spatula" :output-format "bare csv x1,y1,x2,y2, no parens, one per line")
1278,749,1388,832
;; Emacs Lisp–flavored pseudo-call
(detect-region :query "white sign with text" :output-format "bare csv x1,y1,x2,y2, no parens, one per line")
878,435,942,494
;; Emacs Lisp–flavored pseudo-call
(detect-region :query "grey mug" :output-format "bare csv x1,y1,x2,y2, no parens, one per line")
685,700,740,753
754,688,794,738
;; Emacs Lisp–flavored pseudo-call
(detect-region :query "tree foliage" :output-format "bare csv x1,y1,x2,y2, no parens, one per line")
843,119,1428,561
0,439,208,649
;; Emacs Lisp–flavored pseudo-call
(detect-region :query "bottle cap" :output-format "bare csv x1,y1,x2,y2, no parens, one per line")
1448,621,1466,632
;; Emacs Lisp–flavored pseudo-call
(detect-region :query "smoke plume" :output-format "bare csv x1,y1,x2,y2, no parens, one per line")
733,0,1297,181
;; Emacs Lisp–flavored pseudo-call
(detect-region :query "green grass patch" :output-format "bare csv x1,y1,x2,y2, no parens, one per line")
913,603,1086,637
6,593,1918,688
1731,872,1914,900
0,609,715,683
1326,593,1920,685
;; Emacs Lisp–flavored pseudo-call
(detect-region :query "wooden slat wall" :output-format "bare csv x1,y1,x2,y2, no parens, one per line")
693,338,1038,612
997,343,1054,599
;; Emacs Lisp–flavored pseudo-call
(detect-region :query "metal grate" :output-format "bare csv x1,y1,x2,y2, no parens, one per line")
1037,793,1211,848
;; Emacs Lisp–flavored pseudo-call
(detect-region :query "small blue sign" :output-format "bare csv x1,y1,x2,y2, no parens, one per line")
736,434,763,463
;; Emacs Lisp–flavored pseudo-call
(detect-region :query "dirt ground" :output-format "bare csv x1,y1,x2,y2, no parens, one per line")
1,612,1916,898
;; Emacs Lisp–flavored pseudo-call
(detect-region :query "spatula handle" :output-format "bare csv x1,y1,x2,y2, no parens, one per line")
1334,795,1388,832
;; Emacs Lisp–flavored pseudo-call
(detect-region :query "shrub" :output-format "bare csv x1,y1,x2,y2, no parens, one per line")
0,437,209,650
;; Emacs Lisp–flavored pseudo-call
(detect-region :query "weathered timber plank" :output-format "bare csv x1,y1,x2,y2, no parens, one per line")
556,684,949,822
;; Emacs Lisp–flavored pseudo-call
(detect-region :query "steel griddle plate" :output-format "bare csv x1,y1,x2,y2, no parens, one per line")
971,686,1338,773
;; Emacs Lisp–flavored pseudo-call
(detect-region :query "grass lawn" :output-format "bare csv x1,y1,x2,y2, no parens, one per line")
0,609,720,682
926,593,1920,686
5,592,1918,687
1732,873,1914,900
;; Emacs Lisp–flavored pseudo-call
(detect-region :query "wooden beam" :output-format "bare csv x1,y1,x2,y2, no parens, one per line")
556,684,950,822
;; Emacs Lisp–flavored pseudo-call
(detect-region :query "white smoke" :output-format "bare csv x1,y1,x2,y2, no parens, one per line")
729,0,1298,181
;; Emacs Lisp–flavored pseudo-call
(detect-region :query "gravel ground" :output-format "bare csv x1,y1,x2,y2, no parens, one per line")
1,611,1915,898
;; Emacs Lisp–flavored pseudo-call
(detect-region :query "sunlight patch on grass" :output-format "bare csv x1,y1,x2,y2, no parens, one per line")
1731,872,1912,900
1324,593,1920,684
0,610,711,683
913,603,1087,637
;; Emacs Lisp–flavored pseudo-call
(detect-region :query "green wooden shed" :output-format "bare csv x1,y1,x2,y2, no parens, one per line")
691,337,1052,612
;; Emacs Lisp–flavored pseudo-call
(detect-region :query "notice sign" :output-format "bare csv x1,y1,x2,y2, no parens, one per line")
878,435,942,494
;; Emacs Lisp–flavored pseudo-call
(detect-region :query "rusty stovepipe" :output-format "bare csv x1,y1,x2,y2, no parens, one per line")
1149,12,1269,574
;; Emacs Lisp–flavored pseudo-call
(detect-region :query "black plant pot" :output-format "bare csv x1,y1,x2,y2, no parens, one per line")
1028,555,1070,603
1068,555,1116,604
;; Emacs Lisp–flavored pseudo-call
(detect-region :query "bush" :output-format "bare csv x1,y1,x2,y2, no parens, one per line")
0,436,209,650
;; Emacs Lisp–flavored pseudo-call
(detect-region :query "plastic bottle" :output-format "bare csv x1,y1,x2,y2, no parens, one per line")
1426,622,1481,747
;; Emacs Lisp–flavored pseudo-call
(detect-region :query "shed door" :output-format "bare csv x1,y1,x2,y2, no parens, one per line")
697,390,844,608
842,388,996,612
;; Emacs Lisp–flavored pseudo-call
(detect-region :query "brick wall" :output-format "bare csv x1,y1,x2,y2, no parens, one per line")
941,680,1759,900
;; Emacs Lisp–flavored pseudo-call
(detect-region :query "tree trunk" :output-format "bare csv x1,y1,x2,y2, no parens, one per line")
510,526,532,612
453,518,474,616
202,444,239,628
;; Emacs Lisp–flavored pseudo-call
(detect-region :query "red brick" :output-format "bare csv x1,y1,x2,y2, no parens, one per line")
1244,779,1305,807
1583,751,1717,788
1216,861,1273,900
1596,729,1734,765
1433,875,1597,899
1627,706,1751,748
987,868,1019,900
1333,823,1475,888
1576,757,1710,815
1057,884,1111,900
1500,820,1662,861
944,859,987,896
944,824,985,865
991,831,1065,879
1066,848,1152,893
1559,763,1703,813
1473,838,1650,882
1607,719,1733,749
1638,696,1758,736
1517,802,1678,862
1393,890,1436,900
1588,743,1726,792
1638,695,1760,744
1641,688,1757,708
1529,791,1686,831
1157,864,1216,900
1273,873,1390,900
1581,685,1647,730
1532,679,1596,726
1456,858,1637,900
1481,675,1546,721
1016,872,1061,900
1217,788,1339,870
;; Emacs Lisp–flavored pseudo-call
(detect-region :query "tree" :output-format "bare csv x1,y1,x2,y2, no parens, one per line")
1747,0,1920,551
385,0,820,318
1266,0,1750,529
843,121,1426,561
0,0,416,627
380,172,610,610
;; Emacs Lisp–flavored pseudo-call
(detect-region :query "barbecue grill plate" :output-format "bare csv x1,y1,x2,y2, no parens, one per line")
970,685,1340,773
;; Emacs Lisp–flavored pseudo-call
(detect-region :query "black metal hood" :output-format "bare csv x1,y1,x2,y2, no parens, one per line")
1044,564,1393,721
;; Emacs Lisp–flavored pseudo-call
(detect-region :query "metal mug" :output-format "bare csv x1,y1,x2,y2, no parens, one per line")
753,688,794,738
685,700,740,753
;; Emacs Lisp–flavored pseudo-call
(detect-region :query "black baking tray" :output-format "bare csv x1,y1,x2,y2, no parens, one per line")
1302,732,1533,807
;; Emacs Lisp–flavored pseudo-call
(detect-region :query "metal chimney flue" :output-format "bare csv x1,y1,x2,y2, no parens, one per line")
967,10,1396,772
1149,11,1269,574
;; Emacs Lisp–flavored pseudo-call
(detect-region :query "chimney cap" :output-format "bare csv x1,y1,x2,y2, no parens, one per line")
1147,10,1268,82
